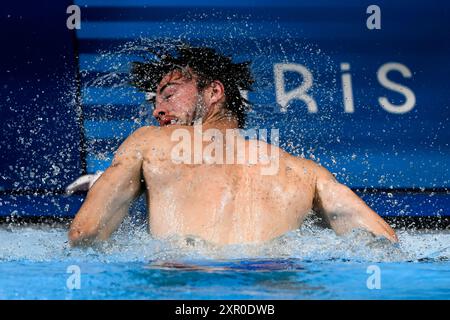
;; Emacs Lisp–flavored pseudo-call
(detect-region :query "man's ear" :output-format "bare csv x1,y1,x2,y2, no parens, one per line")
205,80,225,105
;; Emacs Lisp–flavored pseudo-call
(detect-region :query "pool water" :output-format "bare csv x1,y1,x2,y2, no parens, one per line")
0,219,449,300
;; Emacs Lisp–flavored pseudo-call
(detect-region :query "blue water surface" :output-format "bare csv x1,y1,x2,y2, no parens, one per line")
0,221,449,300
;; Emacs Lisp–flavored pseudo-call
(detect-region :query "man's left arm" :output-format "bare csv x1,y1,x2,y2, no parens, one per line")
68,127,148,246
311,163,398,242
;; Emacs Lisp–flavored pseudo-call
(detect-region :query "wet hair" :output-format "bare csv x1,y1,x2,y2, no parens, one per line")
129,44,254,128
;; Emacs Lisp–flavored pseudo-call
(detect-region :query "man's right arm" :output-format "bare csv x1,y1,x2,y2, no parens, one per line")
68,127,150,246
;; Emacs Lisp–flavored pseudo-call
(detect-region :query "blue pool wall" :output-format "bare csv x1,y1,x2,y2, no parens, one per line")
1,0,449,218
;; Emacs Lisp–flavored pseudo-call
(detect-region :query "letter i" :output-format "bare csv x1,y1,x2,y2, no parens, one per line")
340,63,354,113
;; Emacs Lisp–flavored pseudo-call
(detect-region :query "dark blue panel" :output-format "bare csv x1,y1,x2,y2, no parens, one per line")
75,1,450,190
0,1,83,193
1,192,448,219
0,195,85,218
357,191,450,218
1,1,449,218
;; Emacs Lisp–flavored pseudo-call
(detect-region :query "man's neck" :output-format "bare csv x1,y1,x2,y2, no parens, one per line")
201,108,239,130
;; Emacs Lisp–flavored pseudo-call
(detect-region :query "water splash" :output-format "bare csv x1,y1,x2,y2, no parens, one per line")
80,12,342,164
0,217,448,264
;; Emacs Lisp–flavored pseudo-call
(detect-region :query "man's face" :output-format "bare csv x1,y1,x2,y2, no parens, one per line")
151,68,206,126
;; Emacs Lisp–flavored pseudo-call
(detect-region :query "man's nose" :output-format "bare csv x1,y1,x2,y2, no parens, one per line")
152,106,167,119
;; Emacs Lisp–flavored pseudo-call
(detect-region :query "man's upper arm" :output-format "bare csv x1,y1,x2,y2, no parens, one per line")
91,126,149,198
310,162,398,242
69,127,150,245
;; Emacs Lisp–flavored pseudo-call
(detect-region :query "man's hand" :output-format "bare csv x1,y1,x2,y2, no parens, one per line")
68,127,149,246
311,163,398,243
65,171,103,194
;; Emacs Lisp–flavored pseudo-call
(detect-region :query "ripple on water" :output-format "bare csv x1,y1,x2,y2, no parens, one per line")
0,217,448,264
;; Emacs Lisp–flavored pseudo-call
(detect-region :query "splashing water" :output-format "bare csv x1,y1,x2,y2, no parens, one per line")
2,11,449,300
0,217,448,263
80,13,342,171
1,218,449,299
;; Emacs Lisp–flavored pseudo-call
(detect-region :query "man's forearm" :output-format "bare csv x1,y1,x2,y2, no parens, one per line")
68,167,138,246
69,205,128,246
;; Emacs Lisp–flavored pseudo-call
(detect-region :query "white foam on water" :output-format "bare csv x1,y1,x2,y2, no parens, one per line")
0,217,448,263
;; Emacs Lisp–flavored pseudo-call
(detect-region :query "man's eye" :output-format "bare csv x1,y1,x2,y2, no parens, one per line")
144,97,156,109
164,94,173,100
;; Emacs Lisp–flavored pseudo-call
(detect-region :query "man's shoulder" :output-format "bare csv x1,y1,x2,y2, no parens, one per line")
126,125,187,153
128,125,170,143
131,125,191,138
118,126,160,153
130,125,159,137
285,155,322,177
255,141,321,174
289,156,336,185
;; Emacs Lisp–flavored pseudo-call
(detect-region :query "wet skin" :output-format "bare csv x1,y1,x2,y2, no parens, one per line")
69,69,397,246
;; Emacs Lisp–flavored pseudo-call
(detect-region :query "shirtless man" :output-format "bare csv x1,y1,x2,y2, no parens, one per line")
68,46,397,246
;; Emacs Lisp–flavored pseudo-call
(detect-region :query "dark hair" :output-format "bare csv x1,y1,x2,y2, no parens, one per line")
129,44,254,128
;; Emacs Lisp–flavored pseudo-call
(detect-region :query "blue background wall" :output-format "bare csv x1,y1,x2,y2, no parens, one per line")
0,0,449,218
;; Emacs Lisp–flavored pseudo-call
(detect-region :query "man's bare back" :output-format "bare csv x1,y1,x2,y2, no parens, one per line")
68,46,397,246
69,125,397,246
143,125,315,244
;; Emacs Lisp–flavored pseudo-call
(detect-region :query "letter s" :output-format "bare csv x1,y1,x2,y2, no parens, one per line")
377,62,416,114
